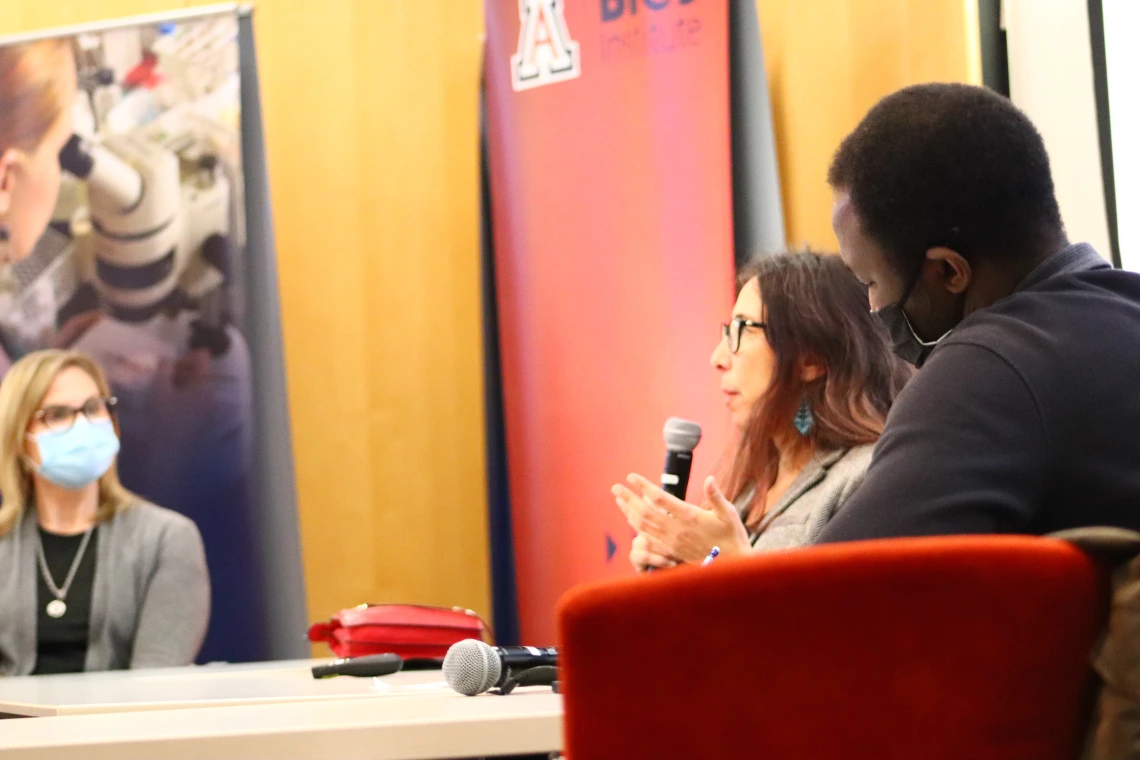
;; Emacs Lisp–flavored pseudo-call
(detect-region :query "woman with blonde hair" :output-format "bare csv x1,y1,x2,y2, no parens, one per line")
0,350,208,675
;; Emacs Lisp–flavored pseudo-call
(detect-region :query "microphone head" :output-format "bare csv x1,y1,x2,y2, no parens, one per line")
443,639,501,696
663,417,702,452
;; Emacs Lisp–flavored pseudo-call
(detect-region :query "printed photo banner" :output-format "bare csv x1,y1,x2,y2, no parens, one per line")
485,0,737,644
0,8,272,662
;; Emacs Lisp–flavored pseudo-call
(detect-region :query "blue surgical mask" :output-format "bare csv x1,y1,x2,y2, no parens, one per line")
32,418,120,490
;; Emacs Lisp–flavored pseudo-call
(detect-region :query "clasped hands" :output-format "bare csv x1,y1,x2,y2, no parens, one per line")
612,473,750,572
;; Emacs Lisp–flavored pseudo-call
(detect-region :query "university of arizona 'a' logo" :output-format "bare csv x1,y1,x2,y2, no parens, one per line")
510,0,581,91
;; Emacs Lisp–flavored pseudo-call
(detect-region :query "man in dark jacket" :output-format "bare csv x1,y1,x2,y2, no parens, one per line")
819,83,1140,542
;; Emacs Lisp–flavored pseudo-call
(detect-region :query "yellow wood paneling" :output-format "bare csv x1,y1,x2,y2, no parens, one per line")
1,0,492,650
756,0,982,249
1,0,981,651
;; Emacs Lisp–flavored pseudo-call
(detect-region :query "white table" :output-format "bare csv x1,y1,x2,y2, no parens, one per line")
0,689,562,759
0,659,563,759
0,659,437,717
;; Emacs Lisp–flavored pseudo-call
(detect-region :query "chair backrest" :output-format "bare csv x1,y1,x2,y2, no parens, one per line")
558,536,1107,760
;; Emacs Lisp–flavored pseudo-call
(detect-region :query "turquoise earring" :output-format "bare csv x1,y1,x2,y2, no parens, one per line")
794,398,814,436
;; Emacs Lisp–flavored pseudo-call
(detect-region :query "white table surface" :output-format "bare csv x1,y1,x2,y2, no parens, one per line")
0,659,441,717
0,687,563,759
0,659,563,759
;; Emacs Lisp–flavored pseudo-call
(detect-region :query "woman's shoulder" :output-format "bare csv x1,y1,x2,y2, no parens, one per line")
821,444,876,504
107,500,202,542
816,444,875,498
760,444,876,550
830,443,875,475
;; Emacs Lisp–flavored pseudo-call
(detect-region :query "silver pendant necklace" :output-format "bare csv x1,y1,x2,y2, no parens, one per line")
35,527,95,619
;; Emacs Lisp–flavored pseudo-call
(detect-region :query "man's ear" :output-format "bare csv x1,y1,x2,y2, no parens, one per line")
0,148,21,218
925,246,972,295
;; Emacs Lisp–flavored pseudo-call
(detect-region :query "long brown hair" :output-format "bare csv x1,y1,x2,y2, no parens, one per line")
723,251,910,529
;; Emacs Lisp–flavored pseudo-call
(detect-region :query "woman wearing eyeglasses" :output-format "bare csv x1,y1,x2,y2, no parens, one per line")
0,350,209,675
614,251,911,569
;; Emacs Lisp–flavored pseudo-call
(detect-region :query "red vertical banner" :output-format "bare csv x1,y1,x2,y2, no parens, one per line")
486,0,736,644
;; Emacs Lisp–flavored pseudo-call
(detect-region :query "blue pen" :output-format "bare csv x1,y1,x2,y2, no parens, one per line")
701,546,720,565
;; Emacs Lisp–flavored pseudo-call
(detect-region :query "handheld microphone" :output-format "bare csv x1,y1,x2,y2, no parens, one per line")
311,652,403,679
443,639,558,696
662,417,702,500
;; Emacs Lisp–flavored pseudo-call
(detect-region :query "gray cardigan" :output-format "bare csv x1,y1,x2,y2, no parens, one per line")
0,501,210,676
746,444,874,551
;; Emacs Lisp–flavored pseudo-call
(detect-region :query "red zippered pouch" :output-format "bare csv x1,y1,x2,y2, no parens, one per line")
307,604,489,659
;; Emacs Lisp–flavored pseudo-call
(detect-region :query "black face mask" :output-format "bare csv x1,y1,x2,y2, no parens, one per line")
873,266,953,369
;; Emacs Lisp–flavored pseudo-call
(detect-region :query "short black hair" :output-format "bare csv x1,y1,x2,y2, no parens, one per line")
828,83,1064,273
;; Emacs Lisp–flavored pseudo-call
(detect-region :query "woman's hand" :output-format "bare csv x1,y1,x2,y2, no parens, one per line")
629,533,678,572
612,474,752,564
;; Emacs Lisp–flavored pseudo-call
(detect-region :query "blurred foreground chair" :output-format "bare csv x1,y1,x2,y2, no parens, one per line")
559,536,1110,760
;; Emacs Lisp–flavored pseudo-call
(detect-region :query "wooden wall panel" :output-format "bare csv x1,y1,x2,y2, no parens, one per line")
755,0,982,249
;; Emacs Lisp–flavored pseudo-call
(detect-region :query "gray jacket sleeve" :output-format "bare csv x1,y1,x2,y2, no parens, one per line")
129,516,210,668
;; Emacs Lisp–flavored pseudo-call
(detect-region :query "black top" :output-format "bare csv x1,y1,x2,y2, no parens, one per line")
33,527,98,675
819,244,1140,541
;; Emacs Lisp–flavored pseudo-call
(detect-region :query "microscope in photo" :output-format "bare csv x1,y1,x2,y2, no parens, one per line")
59,129,235,357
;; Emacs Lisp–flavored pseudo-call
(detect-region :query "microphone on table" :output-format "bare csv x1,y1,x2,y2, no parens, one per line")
443,639,558,696
311,652,403,678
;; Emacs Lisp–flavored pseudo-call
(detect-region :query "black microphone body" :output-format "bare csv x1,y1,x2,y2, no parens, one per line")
662,449,694,500
495,645,559,670
311,652,403,679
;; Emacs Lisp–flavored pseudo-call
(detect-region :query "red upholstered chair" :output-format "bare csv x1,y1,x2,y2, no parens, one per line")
558,536,1108,760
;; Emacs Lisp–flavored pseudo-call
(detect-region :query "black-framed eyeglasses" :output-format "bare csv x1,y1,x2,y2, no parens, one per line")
720,318,767,354
33,396,118,432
